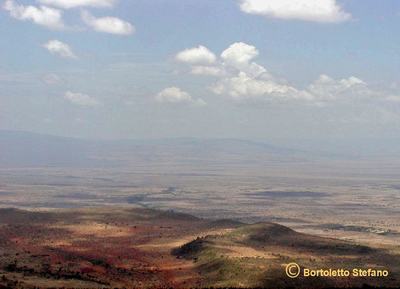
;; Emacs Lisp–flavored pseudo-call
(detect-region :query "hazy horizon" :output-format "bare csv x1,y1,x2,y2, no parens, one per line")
2,128,400,159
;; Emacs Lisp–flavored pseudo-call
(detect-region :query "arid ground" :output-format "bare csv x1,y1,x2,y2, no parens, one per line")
0,135,399,288
0,207,398,289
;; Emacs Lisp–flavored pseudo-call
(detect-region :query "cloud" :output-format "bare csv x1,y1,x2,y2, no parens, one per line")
221,42,259,68
64,91,99,107
156,87,206,106
212,71,371,105
42,73,62,85
307,74,368,102
239,0,351,23
176,42,302,102
176,45,217,65
211,72,306,101
220,42,270,78
81,10,135,35
38,0,116,9
43,40,77,59
156,87,192,103
190,66,224,76
176,42,377,105
211,66,367,104
3,0,64,29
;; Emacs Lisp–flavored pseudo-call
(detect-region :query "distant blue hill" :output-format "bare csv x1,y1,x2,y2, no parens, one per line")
0,130,308,168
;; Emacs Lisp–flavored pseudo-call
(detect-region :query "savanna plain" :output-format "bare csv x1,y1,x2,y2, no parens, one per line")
0,133,399,288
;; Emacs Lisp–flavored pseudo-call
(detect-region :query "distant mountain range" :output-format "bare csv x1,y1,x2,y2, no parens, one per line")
0,130,309,168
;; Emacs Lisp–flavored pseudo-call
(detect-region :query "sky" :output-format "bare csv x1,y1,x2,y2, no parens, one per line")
1,0,400,144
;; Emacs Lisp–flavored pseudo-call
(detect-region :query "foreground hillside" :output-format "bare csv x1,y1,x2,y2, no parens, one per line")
0,208,398,288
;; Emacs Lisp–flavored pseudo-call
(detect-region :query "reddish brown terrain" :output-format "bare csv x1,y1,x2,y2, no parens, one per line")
0,208,212,288
0,207,399,289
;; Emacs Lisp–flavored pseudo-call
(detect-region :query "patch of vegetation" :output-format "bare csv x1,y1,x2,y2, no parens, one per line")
174,236,269,287
89,258,110,268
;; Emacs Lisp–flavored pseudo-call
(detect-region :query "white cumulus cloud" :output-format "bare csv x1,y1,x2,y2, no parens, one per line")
64,91,99,107
38,0,116,9
176,45,217,65
43,40,77,59
156,87,206,106
156,87,192,103
307,74,368,102
211,72,302,101
3,0,64,29
221,42,259,68
175,42,376,105
81,10,135,35
239,0,351,23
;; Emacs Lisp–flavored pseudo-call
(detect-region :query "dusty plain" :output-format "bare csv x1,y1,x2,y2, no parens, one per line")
0,156,399,288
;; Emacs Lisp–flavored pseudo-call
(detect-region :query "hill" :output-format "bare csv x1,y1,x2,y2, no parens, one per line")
0,130,307,168
0,208,398,288
175,222,399,288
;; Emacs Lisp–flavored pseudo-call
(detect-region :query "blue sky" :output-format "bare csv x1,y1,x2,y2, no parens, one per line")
1,0,400,143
